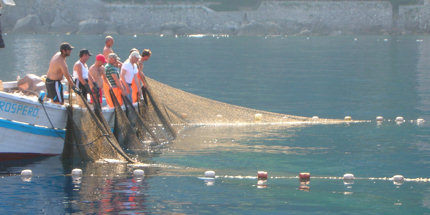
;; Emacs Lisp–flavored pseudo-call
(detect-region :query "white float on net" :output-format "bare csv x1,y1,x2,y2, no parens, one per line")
133,169,145,177
395,116,405,124
205,170,216,178
71,168,82,177
21,169,32,176
343,173,355,185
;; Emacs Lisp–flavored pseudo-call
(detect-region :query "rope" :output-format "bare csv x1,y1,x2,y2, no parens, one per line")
39,100,65,141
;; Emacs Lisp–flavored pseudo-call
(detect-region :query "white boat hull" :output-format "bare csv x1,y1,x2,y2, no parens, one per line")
0,90,116,161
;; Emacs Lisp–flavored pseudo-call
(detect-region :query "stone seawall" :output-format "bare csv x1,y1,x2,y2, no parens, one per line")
1,0,429,35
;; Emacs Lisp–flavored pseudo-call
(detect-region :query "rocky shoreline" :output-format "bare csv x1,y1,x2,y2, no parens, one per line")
1,0,430,35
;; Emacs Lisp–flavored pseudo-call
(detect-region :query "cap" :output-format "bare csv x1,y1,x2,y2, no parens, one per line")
130,51,141,59
96,54,107,63
60,42,74,51
79,49,92,57
108,53,120,61
129,48,139,54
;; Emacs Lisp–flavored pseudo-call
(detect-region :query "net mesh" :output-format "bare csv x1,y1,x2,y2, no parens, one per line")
64,93,135,163
143,77,350,126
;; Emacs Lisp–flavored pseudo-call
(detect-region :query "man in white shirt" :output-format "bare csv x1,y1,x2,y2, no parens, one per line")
73,49,94,101
120,51,142,102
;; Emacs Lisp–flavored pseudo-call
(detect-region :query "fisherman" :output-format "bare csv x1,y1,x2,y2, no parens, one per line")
136,49,152,89
131,49,152,103
73,49,94,101
89,54,107,105
103,36,114,59
103,53,125,107
45,42,76,105
103,35,122,68
120,51,142,103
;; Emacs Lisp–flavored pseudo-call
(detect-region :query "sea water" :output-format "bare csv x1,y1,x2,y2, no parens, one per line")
0,34,429,214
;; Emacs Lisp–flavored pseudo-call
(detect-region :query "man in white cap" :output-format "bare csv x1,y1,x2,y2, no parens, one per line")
120,51,142,103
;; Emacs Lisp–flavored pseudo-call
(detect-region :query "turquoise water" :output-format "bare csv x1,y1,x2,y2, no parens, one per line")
0,34,430,214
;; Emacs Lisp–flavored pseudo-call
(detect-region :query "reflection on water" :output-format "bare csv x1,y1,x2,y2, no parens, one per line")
63,162,160,214
171,125,326,156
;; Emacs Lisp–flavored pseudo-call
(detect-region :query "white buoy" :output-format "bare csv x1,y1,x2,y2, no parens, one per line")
392,175,404,185
254,113,263,121
312,116,319,120
354,38,358,41
21,169,32,176
344,116,352,121
395,116,404,122
71,168,82,177
395,116,405,124
204,170,216,178
417,118,425,125
343,173,355,180
393,175,404,182
376,116,384,121
133,169,144,177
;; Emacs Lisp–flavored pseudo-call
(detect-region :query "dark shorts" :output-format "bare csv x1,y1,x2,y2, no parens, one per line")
45,78,63,104
74,78,89,99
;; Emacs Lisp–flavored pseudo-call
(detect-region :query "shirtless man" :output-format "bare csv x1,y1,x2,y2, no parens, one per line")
103,36,122,68
137,49,152,89
89,54,106,105
73,49,94,101
45,42,76,104
103,36,114,59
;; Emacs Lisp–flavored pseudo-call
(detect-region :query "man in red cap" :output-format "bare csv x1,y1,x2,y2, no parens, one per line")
89,54,107,105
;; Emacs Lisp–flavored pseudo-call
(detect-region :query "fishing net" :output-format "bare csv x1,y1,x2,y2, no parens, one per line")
137,83,177,144
122,95,163,147
63,93,135,163
109,89,142,152
143,77,349,127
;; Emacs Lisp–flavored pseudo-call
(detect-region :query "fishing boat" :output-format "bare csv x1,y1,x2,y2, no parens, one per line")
0,80,116,161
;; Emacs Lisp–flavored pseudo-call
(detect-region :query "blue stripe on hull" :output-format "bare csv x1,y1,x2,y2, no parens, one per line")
0,118,65,138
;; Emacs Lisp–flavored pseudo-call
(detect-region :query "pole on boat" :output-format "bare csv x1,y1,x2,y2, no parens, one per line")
0,4,5,48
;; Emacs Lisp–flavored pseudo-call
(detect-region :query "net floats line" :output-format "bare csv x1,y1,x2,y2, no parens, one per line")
12,169,430,185
199,171,430,184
